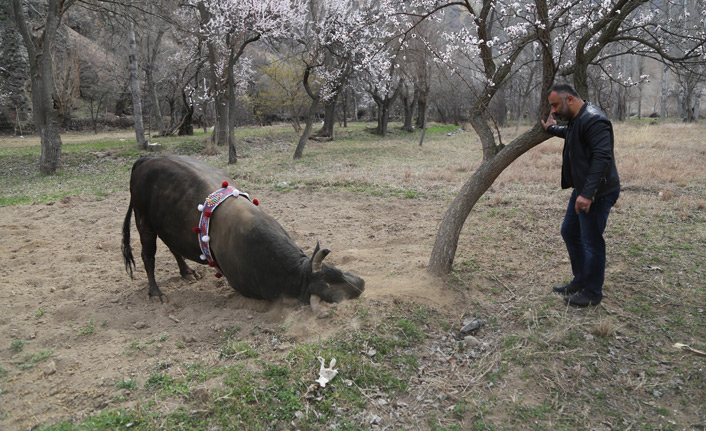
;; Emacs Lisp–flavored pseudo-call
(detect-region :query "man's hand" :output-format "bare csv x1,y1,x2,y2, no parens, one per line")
541,112,557,131
575,195,592,214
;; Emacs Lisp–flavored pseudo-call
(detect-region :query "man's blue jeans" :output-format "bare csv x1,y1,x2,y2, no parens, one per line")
561,190,620,300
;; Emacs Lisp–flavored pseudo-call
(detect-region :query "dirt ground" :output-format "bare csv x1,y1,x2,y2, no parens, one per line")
0,187,459,430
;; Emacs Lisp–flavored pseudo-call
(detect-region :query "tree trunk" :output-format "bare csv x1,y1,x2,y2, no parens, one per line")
178,90,194,136
145,30,166,136
402,87,417,132
11,0,70,175
677,78,684,121
36,56,63,174
146,71,165,135
318,97,337,138
227,72,237,164
342,88,348,128
127,20,147,150
428,125,548,275
207,95,229,153
435,101,447,124
294,97,319,159
294,66,319,159
416,91,428,128
374,100,391,136
660,64,669,123
428,0,556,275
693,86,702,120
353,92,359,121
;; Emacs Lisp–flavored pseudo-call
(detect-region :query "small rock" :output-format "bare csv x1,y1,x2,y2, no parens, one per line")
463,335,481,346
133,321,148,330
459,318,486,336
367,413,382,425
44,360,57,376
276,181,290,188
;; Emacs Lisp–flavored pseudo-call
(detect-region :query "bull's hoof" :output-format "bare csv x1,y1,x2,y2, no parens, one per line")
183,270,202,282
149,294,169,304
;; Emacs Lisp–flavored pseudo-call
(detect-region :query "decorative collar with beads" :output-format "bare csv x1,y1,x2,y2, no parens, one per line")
192,181,259,278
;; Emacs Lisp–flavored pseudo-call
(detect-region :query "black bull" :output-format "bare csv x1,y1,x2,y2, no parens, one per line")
122,156,365,304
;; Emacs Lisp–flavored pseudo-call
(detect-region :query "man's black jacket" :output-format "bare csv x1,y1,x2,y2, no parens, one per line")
547,102,620,200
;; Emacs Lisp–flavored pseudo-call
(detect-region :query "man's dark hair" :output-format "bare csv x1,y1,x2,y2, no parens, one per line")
548,84,580,98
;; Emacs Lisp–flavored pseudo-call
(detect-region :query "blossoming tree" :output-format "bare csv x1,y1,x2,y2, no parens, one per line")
384,0,706,274
192,0,305,162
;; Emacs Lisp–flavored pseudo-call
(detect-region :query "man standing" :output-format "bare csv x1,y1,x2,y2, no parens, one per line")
541,84,620,307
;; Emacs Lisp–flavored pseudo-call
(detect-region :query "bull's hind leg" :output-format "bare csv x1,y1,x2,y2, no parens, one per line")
135,217,167,302
171,250,201,282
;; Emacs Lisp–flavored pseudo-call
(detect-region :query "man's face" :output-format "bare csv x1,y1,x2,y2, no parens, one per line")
548,91,572,121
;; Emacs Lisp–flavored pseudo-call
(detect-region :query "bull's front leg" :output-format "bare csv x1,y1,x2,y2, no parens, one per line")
171,251,201,282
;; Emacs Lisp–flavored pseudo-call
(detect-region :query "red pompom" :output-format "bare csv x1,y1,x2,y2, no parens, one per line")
215,273,222,278
209,261,217,267
222,181,229,188
253,198,259,206
204,210,212,218
192,227,201,234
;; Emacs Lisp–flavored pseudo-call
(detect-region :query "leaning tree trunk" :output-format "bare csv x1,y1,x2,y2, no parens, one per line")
294,66,319,159
428,125,548,274
127,20,147,150
428,0,556,275
294,97,319,159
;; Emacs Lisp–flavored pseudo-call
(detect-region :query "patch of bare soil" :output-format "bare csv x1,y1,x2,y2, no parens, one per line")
0,188,459,429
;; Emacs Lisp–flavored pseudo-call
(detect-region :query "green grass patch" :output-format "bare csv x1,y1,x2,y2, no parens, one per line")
39,302,436,430
17,349,53,370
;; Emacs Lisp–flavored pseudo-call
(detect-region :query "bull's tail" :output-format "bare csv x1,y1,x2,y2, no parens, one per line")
122,198,137,279
122,157,151,278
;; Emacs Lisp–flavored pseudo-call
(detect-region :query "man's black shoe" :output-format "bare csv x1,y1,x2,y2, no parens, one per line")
564,292,601,308
552,283,582,296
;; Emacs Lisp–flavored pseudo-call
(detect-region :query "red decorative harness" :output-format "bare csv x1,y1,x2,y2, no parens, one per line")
192,181,259,278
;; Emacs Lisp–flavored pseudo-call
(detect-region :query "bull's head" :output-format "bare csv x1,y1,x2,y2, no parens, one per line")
305,242,365,306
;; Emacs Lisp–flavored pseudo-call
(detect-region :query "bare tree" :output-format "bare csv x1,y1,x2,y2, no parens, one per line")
194,0,303,163
11,0,78,174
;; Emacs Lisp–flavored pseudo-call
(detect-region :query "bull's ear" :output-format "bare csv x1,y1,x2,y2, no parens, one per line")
312,245,330,273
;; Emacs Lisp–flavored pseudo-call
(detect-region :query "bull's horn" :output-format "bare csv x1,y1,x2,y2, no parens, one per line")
312,247,330,272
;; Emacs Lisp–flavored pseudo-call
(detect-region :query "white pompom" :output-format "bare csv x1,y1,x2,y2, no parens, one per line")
200,254,206,260
198,204,204,212
202,235,210,243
